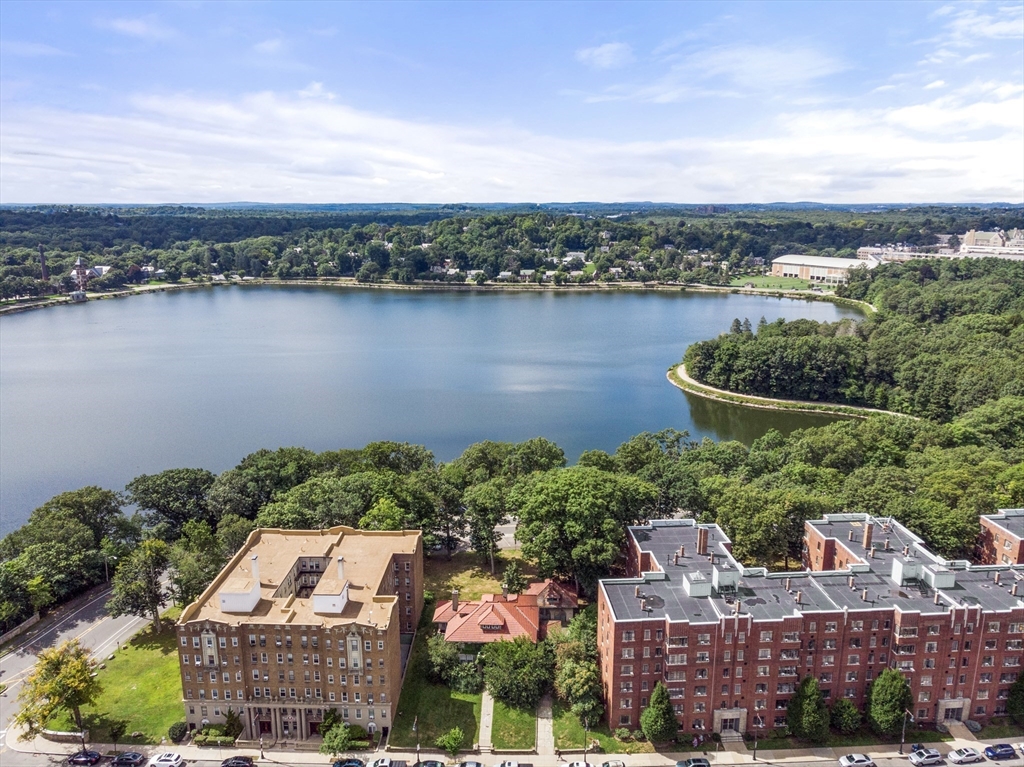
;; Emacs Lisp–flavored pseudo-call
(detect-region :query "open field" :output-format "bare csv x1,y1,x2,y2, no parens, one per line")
491,701,536,750
49,608,183,744
423,550,537,601
729,275,811,290
552,702,653,754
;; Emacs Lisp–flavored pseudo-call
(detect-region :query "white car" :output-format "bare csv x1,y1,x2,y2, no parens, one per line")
563,762,589,767
494,762,519,767
148,755,183,767
947,749,983,765
839,756,875,767
908,749,942,766
370,760,393,767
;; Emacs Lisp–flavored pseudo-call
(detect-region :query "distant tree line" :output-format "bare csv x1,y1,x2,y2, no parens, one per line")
3,206,1023,297
685,258,1024,421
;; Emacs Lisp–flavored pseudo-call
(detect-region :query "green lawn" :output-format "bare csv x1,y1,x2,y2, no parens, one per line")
747,725,953,751
978,718,1024,739
491,701,535,750
551,702,653,754
49,609,183,745
390,628,482,750
729,275,811,290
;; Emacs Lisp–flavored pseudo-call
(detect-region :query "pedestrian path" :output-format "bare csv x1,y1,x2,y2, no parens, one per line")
536,694,554,756
479,691,495,751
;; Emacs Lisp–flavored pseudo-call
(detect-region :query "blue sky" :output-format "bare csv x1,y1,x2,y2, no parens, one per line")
1,1,1021,204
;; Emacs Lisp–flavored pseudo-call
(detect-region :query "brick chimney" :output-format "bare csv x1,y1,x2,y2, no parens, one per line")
451,589,460,612
862,523,873,551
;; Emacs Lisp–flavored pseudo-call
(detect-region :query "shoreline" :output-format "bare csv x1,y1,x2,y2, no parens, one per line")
667,363,914,420
0,277,875,317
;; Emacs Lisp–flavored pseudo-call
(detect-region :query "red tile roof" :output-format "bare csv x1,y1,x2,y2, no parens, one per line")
431,579,577,644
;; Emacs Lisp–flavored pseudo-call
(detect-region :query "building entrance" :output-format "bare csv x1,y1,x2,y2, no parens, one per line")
943,707,963,722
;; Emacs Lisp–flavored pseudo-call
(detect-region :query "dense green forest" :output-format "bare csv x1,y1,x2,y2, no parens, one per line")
2,205,1022,298
2,403,1021,634
685,258,1024,421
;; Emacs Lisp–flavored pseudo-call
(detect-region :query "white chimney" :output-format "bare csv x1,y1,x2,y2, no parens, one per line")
251,555,260,584
337,556,345,580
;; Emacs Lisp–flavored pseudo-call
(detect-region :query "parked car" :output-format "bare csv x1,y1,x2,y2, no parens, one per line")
948,749,984,765
221,759,254,767
983,745,1016,760
416,761,445,767
457,762,484,767
601,761,625,767
147,755,183,767
563,762,589,767
493,762,519,767
112,753,145,767
681,759,711,767
334,760,365,767
909,749,943,766
370,759,395,767
68,751,103,765
839,756,876,767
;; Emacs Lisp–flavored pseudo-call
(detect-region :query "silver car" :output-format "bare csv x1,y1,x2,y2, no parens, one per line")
839,756,875,767
947,749,982,765
908,749,942,766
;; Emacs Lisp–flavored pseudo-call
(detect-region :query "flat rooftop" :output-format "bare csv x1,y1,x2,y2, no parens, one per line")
601,516,1024,625
983,509,1024,540
179,526,419,629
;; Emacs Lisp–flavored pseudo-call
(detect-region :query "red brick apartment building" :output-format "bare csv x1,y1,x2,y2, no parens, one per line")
598,516,1024,735
176,526,423,743
977,509,1024,565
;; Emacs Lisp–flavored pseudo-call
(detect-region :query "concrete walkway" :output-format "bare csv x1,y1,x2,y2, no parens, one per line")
536,694,554,756
479,690,495,751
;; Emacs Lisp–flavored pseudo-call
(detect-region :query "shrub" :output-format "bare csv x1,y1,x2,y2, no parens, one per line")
613,728,631,741
830,698,862,735
347,724,368,740
167,722,187,743
449,662,484,693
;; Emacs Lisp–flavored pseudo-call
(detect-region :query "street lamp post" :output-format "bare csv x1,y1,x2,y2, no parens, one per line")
413,715,420,765
582,716,590,767
752,718,764,761
899,709,915,755
104,554,118,583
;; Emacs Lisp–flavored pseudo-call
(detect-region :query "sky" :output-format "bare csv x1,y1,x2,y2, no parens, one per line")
0,0,1022,204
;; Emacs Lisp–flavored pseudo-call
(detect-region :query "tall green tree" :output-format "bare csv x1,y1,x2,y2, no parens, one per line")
14,639,100,737
510,467,657,593
830,699,862,735
463,478,508,573
1007,673,1024,725
788,676,829,743
867,669,912,736
639,682,677,743
501,560,528,595
169,520,225,606
126,468,216,538
481,637,552,709
106,539,170,632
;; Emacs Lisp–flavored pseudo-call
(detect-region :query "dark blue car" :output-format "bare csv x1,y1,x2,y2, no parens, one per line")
983,744,1016,760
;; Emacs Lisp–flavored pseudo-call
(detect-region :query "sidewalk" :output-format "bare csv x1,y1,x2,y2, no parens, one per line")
3,721,1001,767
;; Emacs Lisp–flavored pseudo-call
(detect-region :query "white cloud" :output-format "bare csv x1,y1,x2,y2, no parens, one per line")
580,43,845,104
691,44,845,89
575,42,633,70
298,82,334,100
0,41,70,57
0,85,1020,204
924,79,946,89
98,16,174,40
929,3,1024,47
254,38,284,54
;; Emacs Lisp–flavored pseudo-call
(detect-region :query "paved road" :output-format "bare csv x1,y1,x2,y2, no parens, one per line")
0,586,154,755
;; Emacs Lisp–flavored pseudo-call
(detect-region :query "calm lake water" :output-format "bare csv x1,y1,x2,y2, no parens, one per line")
0,286,861,534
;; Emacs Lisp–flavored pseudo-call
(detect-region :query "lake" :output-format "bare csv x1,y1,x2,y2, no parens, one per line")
0,285,862,534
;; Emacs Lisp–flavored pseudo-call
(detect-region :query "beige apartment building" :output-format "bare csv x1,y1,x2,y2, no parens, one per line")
175,526,423,743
